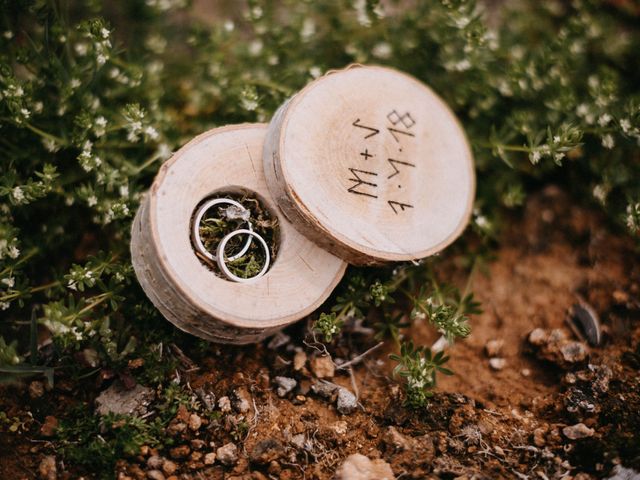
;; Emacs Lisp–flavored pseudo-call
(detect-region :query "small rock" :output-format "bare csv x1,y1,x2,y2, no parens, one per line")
250,438,284,464
95,382,154,417
336,388,357,414
383,426,410,451
166,421,187,436
274,376,297,397
218,396,231,413
563,423,595,440
489,358,506,371
146,471,165,480
293,351,307,371
40,415,58,437
190,451,202,462
38,455,56,480
528,328,548,346
29,381,45,399
335,454,395,480
162,460,177,475
203,452,216,465
190,439,206,450
169,445,191,460
147,455,163,469
311,380,338,398
310,355,335,379
569,302,601,346
484,339,504,357
233,388,251,413
521,368,531,377
175,404,189,422
216,442,238,466
290,433,306,449
330,421,348,435
533,427,546,447
560,342,588,363
188,414,202,431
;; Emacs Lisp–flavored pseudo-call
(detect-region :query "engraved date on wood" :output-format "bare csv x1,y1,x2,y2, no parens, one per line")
347,110,416,214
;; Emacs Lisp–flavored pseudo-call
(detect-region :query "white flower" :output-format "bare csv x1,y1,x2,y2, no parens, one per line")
75,42,88,56
20,108,31,119
8,246,20,259
144,126,159,140
100,27,110,39
119,185,129,197
620,118,631,133
12,187,25,203
96,54,107,65
598,113,612,126
576,104,589,117
157,143,172,160
372,42,392,59
223,20,234,32
1,277,15,288
70,78,81,89
248,39,263,56
592,184,608,204
3,31,13,39
601,134,614,149
300,18,315,41
87,195,98,207
309,66,322,78
530,149,542,164
0,302,9,311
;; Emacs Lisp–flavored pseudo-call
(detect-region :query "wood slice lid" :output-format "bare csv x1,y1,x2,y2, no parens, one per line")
131,124,347,344
263,65,475,265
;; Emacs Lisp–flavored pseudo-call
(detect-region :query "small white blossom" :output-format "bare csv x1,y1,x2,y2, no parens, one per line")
3,31,13,39
87,195,98,207
11,187,25,203
8,246,20,259
598,113,612,126
620,118,631,133
2,277,15,288
0,302,9,311
144,126,159,140
592,184,608,204
300,18,316,41
75,42,88,56
70,78,81,89
372,42,392,59
248,39,263,56
601,134,614,149
530,149,542,164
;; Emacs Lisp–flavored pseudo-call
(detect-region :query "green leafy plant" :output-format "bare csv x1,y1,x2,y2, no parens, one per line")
390,342,453,409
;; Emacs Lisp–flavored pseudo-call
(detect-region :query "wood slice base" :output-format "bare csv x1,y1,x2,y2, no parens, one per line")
131,124,347,344
263,65,475,265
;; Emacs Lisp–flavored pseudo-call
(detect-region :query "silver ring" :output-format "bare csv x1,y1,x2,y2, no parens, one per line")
192,198,252,263
216,229,270,283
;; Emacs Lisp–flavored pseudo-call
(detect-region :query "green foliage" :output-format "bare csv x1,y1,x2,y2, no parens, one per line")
411,282,481,343
390,342,453,409
313,312,344,343
56,407,167,478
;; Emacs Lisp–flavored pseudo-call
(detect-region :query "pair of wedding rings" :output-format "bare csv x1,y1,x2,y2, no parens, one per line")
192,198,270,283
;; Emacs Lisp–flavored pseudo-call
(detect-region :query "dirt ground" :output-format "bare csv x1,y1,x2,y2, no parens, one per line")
1,185,639,479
